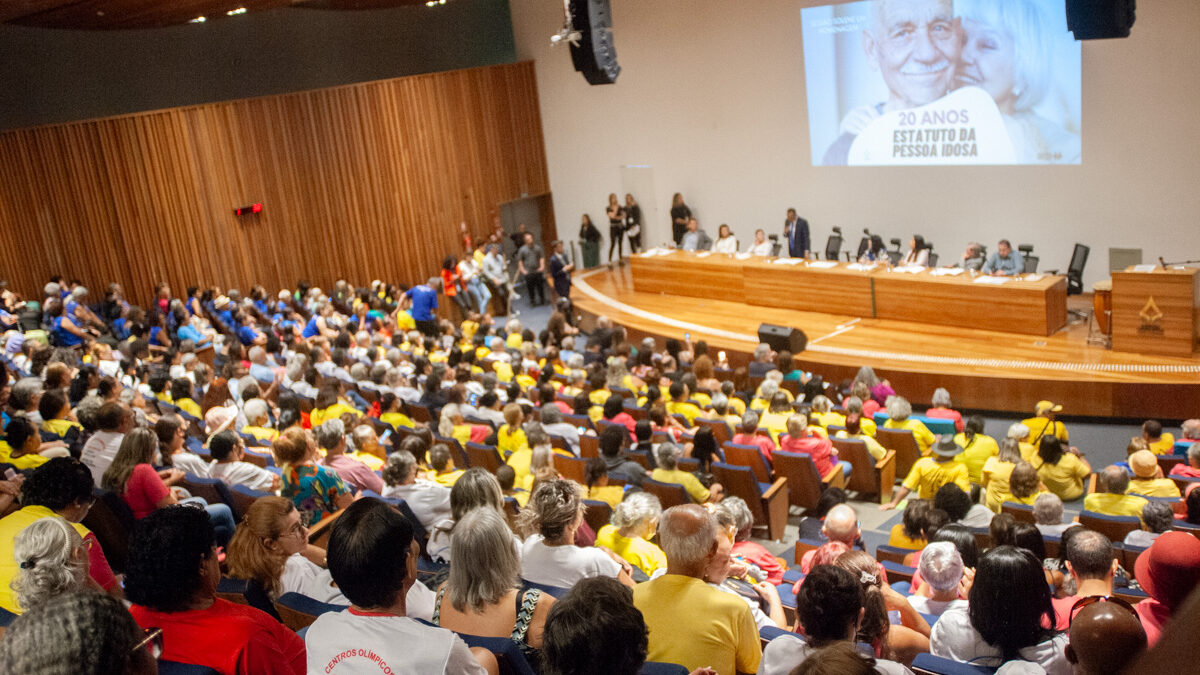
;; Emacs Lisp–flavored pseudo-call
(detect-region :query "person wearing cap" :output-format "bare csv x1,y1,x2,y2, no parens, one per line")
1126,450,1181,498
1065,600,1146,675
1132,530,1200,645
1083,466,1149,519
881,436,970,510
1021,401,1069,446
1030,436,1091,502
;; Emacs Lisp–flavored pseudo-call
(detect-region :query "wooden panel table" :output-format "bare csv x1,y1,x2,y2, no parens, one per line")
1112,267,1199,356
630,250,1068,337
873,269,1067,336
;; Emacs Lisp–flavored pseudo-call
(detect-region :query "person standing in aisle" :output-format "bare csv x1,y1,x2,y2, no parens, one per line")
517,232,547,307
784,208,810,259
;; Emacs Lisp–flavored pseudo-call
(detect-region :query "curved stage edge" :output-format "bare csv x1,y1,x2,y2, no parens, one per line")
569,266,1200,420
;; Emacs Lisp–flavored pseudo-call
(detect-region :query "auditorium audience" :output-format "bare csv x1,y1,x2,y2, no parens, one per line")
304,498,494,674
881,436,968,510
428,467,510,563
933,483,993,528
1032,492,1078,537
9,516,90,612
836,549,930,665
207,429,281,493
799,504,860,573
1168,442,1200,478
881,396,934,455
1127,449,1182,497
981,438,1023,512
126,506,306,674
716,496,787,586
908,542,966,617
381,449,451,528
272,426,353,526
1049,529,1116,629
1021,399,1069,445
653,443,723,504
519,478,632,588
541,576,669,675
705,509,786,630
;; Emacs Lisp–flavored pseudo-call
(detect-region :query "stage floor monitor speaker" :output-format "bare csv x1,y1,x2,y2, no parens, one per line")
758,323,808,354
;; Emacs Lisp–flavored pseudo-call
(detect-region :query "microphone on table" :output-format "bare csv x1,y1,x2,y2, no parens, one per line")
1160,256,1167,269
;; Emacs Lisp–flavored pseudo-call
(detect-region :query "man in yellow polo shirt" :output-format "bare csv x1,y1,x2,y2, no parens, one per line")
1141,420,1176,455
880,436,970,510
1022,400,1070,446
1083,466,1149,518
633,504,761,675
665,382,704,426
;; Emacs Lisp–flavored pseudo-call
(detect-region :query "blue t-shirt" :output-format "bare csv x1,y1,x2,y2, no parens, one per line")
405,285,438,322
237,325,260,346
302,316,320,338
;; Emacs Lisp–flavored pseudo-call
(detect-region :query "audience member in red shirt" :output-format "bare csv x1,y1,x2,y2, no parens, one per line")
1049,529,1116,629
799,505,861,574
778,413,840,478
125,506,305,675
731,410,778,461
602,395,638,443
717,496,787,585
923,387,964,433
1168,444,1200,478
844,381,881,418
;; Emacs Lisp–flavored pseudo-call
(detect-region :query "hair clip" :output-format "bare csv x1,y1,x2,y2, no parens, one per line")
860,570,878,586
18,560,34,570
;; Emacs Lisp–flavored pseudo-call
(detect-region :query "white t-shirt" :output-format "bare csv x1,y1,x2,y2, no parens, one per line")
209,461,278,493
1035,522,1080,538
519,535,621,588
960,504,995,528
712,236,738,254
930,605,1071,675
80,430,124,485
279,554,435,622
747,241,773,256
382,480,452,530
171,452,213,478
305,608,486,674
906,596,967,617
758,634,913,675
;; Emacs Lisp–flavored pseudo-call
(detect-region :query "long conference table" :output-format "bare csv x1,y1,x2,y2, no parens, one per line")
629,249,1068,337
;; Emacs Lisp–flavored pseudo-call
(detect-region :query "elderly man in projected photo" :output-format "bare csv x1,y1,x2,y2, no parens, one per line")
823,0,961,165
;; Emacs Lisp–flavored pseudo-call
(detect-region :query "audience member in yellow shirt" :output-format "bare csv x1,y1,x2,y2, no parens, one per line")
1127,450,1182,498
596,492,668,577
981,439,1024,512
1083,466,1150,519
0,419,51,470
429,444,464,487
757,393,795,443
843,396,877,436
809,396,846,430
834,414,887,461
887,499,938,550
1020,400,1069,445
953,416,999,485
1029,437,1091,501
665,382,705,425
1000,462,1052,507
651,444,723,504
497,403,528,458
883,397,935,456
38,390,83,441
1141,420,1176,455
379,393,415,431
881,436,970,509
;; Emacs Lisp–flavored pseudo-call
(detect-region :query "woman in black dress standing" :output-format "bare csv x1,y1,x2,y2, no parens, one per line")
623,193,642,254
670,192,691,246
579,214,602,269
605,193,625,264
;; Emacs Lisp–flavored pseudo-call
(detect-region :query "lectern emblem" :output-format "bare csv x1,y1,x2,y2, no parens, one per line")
1138,296,1164,334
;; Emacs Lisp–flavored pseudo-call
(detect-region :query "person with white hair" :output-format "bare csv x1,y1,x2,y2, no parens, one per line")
247,346,275,384
907,542,967,617
748,343,775,378
883,396,936,456
632,504,761,675
596,492,667,577
10,516,90,614
241,398,277,444
539,404,580,455
1032,493,1077,537
382,451,451,530
925,388,963,433
749,378,779,413
1168,442,1200,480
315,419,382,494
799,504,861,573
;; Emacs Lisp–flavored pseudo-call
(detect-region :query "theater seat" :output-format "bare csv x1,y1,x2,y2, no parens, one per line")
1000,501,1036,524
1078,510,1142,543
642,478,692,510
711,462,789,541
449,632,537,675
274,592,348,631
639,663,689,675
519,578,570,598
911,653,998,674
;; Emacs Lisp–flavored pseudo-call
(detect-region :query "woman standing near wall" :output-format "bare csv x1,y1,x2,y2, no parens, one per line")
623,194,642,254
606,193,626,264
670,193,691,246
579,214,602,269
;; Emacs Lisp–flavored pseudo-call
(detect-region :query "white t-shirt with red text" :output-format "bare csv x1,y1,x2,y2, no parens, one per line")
305,607,486,674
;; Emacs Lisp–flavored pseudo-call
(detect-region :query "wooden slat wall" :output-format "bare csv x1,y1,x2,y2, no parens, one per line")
0,61,551,306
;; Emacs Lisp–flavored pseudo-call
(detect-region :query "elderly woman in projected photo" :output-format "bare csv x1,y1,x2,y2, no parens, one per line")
954,0,1080,164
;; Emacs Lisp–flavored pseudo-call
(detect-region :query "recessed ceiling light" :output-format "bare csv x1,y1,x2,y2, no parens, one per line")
189,15,207,22
227,7,247,15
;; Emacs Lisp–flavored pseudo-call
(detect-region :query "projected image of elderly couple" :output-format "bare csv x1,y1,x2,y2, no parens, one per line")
802,0,1081,166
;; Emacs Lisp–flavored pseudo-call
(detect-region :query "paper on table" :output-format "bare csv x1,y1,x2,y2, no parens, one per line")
1133,264,1158,273
734,252,753,260
773,258,805,265
695,251,712,258
930,268,965,276
892,265,925,274
807,261,838,269
973,276,1010,285
846,263,878,271
1022,274,1044,282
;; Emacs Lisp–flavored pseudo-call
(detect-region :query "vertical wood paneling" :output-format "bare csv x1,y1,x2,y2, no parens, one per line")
0,61,550,306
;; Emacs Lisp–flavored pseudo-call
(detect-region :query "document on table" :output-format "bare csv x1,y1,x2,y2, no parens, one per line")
695,251,713,258
1133,264,1158,273
772,258,805,265
807,261,839,269
973,276,1010,285
734,252,753,260
846,263,878,271
892,265,925,274
930,268,965,276
1021,274,1044,282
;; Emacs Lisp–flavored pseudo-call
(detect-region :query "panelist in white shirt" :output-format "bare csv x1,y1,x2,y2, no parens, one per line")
746,229,773,257
711,224,738,254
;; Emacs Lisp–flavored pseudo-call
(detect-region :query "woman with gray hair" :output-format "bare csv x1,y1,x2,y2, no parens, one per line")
926,388,964,433
1032,493,1077,537
715,496,787,586
315,419,382,494
596,492,667,577
10,516,90,613
883,396,935,455
432,508,555,661
519,478,634,589
750,378,779,413
0,591,157,674
908,542,966,617
427,467,510,564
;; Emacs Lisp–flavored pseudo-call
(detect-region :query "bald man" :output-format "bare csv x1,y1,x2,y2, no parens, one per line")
633,504,761,675
1065,601,1146,674
799,504,861,574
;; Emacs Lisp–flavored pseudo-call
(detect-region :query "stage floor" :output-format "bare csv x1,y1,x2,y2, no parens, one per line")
571,264,1200,419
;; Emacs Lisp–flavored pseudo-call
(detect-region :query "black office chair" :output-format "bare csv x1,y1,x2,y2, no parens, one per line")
1018,243,1035,257
847,231,872,261
1066,243,1089,295
1023,255,1039,273
928,252,939,267
824,228,843,261
768,234,782,257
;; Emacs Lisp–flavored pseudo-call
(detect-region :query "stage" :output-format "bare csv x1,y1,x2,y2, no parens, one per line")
570,264,1200,420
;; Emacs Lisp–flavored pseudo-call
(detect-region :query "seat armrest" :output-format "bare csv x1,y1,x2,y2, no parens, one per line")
875,449,895,470
762,477,788,500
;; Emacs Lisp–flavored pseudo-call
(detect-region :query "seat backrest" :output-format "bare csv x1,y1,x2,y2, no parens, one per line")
911,652,998,674
1000,502,1037,524
179,473,230,509
721,442,771,482
1078,510,1142,542
557,454,589,484
274,592,348,631
825,234,842,261
464,442,503,473
711,462,766,523
928,252,939,267
452,631,538,675
520,578,570,598
1067,243,1090,293
564,413,593,430
1023,255,1040,273
695,418,732,445
215,577,250,605
579,434,600,459
228,483,272,521
642,477,692,510
407,403,432,424
640,663,691,675
82,488,136,573
875,544,918,566
875,428,921,478
434,435,471,472
770,450,823,511
831,437,874,492
582,499,614,534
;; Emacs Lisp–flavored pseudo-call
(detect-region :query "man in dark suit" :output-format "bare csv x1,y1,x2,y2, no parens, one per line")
784,208,810,259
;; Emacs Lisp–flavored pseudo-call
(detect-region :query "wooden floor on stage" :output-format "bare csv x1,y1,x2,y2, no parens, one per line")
571,264,1200,418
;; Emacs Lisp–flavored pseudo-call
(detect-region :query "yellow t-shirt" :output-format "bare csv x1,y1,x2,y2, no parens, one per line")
1019,442,1039,463
651,468,710,503
902,457,970,500
666,400,704,425
953,433,999,485
1148,433,1176,455
349,451,385,472
1031,453,1090,501
505,333,523,350
1083,492,1149,519
0,505,94,613
834,431,887,460
632,574,761,675
758,411,790,443
242,425,278,443
589,389,612,407
433,469,465,487
691,392,712,408
887,523,926,550
41,418,82,438
515,374,537,390
1128,478,1181,498
498,425,528,458
982,458,1017,512
813,411,847,429
493,361,514,382
0,441,48,470
1006,490,1053,507
728,397,747,416
310,402,359,428
394,309,416,332
596,524,668,576
175,398,203,419
506,446,533,490
1021,417,1069,444
380,412,415,430
588,485,625,509
885,418,936,456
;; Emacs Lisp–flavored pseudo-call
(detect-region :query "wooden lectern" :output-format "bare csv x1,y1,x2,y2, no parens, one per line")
1111,267,1200,356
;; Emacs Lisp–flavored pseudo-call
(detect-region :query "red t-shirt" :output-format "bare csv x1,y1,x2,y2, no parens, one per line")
779,434,837,477
130,598,306,675
1169,463,1200,478
608,412,638,442
124,463,169,519
924,407,964,433
731,433,777,461
732,540,786,586
1135,598,1171,646
84,532,118,591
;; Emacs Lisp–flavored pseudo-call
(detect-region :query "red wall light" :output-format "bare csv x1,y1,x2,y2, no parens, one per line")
235,203,263,216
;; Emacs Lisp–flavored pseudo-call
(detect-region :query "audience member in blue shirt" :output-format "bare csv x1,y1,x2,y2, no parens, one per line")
404,279,440,335
981,239,1025,276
